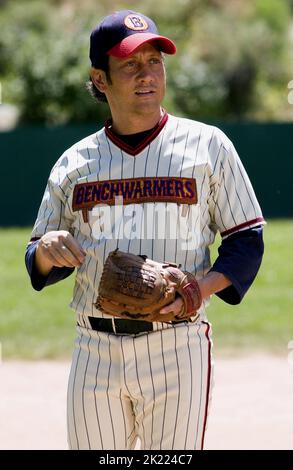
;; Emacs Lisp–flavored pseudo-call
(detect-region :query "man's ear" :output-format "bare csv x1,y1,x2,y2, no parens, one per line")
90,67,108,93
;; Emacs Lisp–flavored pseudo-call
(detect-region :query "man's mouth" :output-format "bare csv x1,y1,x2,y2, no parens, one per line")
135,90,155,96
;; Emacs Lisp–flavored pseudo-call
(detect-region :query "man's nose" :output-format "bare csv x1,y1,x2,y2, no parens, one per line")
137,63,154,81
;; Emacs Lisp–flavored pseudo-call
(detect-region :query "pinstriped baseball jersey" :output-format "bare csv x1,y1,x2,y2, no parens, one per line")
31,112,264,323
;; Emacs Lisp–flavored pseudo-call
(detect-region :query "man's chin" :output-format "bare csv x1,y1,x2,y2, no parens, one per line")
133,99,162,114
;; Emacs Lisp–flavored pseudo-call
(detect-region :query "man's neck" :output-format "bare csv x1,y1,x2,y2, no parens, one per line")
110,108,164,135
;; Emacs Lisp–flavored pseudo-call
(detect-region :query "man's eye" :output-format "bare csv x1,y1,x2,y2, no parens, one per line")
150,58,161,64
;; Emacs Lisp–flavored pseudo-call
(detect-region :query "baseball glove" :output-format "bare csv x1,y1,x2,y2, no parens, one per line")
95,249,202,323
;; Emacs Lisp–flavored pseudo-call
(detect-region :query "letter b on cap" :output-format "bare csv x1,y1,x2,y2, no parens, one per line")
124,14,148,31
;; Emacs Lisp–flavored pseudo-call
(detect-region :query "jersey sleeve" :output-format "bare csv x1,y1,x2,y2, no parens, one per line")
31,159,73,238
208,129,265,238
25,240,74,291
210,226,264,304
26,156,75,289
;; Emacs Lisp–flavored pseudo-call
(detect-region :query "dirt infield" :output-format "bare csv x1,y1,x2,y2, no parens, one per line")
0,354,292,450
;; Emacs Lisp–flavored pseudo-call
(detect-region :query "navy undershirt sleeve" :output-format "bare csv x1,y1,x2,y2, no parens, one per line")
25,240,74,291
209,226,264,305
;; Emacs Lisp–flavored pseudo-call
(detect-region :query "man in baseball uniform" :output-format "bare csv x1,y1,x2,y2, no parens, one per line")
25,10,265,450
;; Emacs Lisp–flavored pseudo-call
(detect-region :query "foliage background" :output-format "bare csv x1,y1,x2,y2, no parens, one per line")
0,0,293,125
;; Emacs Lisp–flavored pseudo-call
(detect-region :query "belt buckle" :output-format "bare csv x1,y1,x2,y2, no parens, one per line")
111,318,117,334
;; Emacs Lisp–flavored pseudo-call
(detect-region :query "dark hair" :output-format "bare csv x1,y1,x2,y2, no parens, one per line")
86,79,107,103
85,56,112,103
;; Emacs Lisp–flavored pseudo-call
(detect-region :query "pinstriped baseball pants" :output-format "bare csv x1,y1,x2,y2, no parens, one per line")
67,321,213,450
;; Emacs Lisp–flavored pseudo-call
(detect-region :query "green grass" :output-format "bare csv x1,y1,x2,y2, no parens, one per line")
0,228,75,359
0,221,292,359
208,219,293,355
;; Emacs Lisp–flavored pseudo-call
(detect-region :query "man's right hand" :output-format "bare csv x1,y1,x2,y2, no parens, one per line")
35,230,86,276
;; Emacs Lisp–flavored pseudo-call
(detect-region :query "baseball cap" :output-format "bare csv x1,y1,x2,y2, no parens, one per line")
89,10,176,68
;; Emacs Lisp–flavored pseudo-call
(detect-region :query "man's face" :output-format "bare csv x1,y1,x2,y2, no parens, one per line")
94,43,166,123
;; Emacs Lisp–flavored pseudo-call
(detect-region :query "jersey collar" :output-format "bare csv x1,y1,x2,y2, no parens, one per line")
105,110,168,156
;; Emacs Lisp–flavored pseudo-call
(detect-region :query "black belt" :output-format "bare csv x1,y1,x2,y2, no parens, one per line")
86,316,187,335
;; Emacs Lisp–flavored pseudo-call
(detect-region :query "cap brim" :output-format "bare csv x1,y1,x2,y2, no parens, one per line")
107,33,176,58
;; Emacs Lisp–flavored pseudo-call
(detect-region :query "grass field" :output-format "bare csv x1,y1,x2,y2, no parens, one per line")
0,220,292,359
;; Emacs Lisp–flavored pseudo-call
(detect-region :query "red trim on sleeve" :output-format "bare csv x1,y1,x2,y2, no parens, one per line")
200,321,212,450
105,110,168,156
220,217,265,237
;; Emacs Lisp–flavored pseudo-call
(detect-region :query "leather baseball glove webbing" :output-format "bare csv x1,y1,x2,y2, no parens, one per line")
95,249,202,323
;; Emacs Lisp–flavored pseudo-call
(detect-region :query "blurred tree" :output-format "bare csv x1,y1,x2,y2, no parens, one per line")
0,1,109,124
157,0,293,120
0,0,292,124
